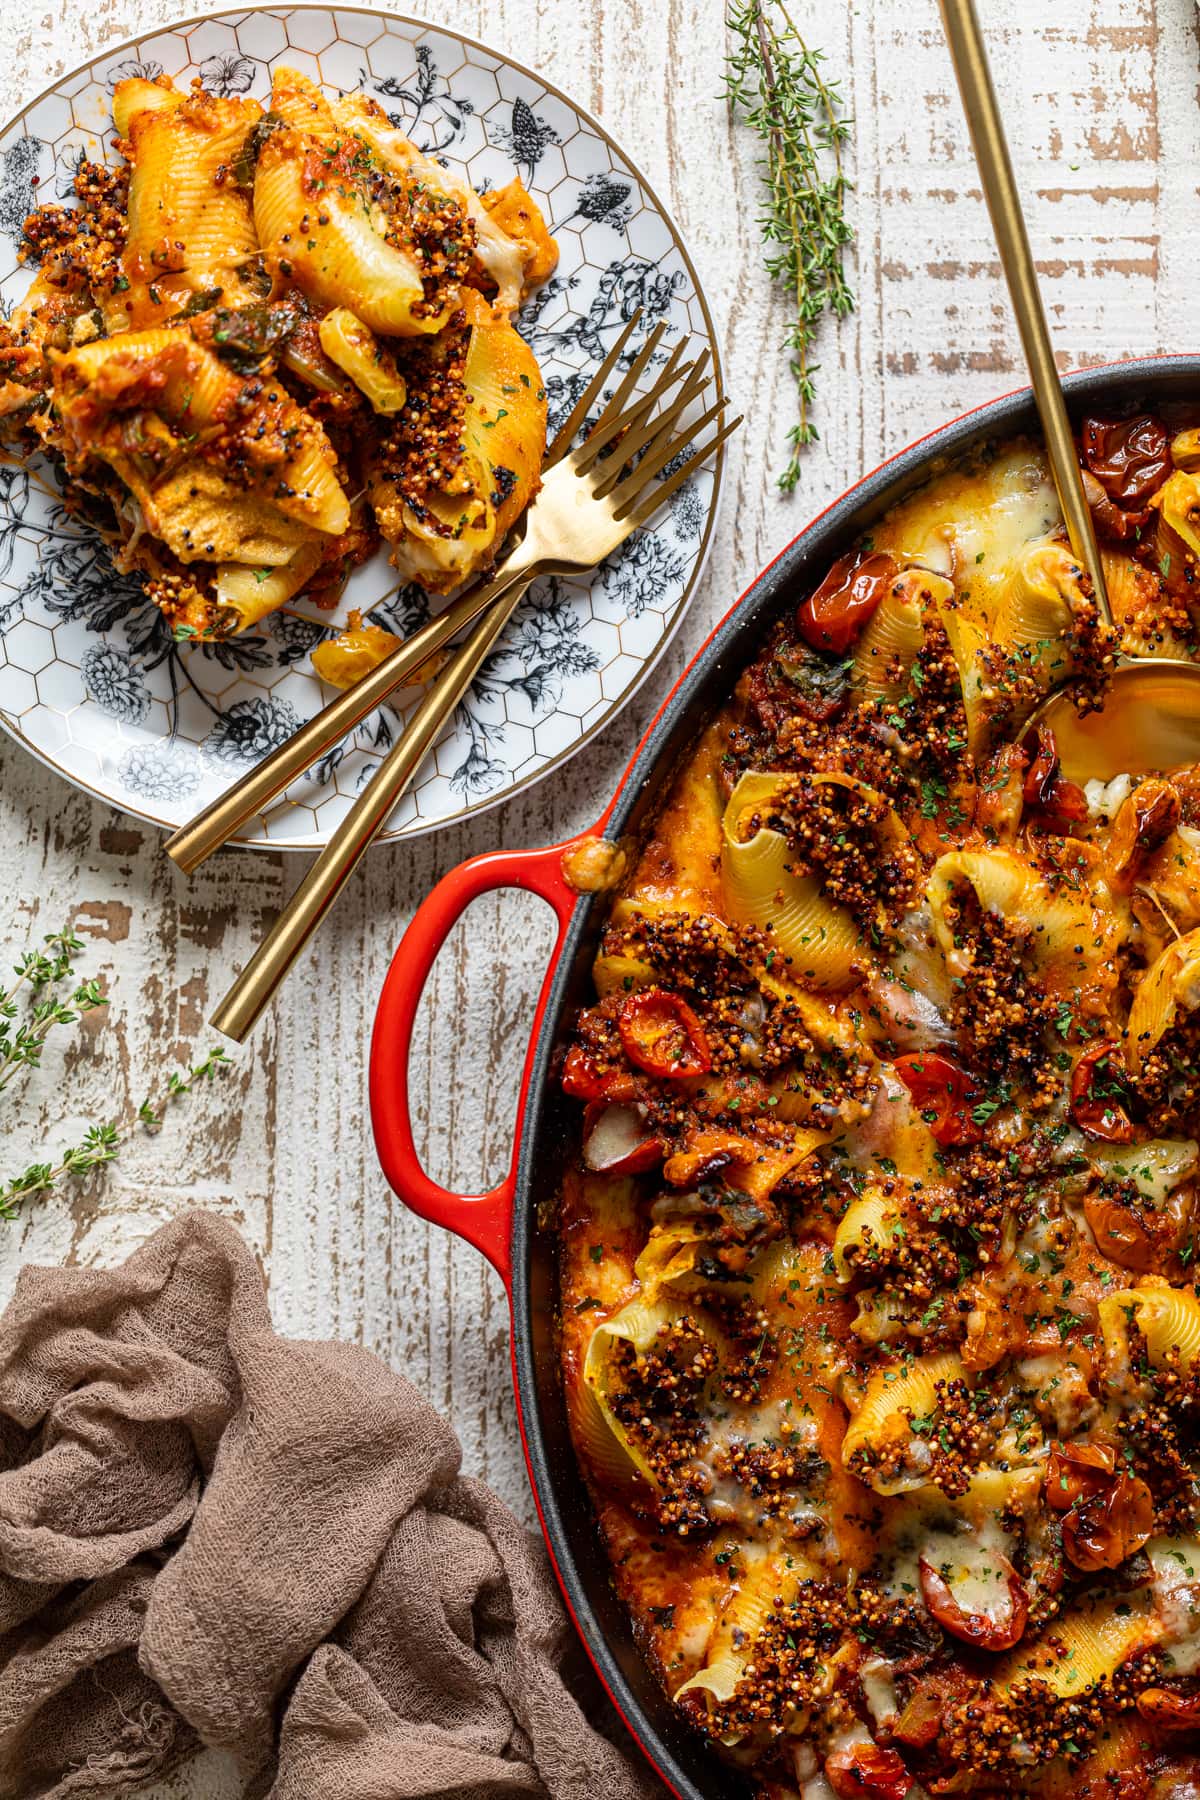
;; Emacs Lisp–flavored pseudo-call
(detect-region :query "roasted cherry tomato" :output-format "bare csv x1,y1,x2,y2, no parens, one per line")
1045,1442,1153,1572
892,1052,983,1148
1108,779,1181,882
918,1554,1029,1652
561,1045,637,1104
1062,1469,1153,1572
1081,467,1149,543
1045,1440,1117,1509
797,550,899,656
1081,413,1171,506
581,1101,664,1175
1070,1039,1135,1143
618,989,711,1079
1083,1189,1171,1273
1137,1685,1200,1730
825,1743,913,1800
1021,724,1089,832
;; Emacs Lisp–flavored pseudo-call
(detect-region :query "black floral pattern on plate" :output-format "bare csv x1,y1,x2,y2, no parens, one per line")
556,172,634,234
202,694,303,766
105,59,163,89
367,46,474,154
0,134,39,243
599,530,688,621
491,97,560,181
657,445,706,541
117,739,201,803
81,642,150,724
447,581,600,796
267,611,327,667
524,258,684,363
197,53,255,97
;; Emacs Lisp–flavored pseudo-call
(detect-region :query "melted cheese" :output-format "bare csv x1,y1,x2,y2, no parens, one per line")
875,442,1060,613
881,1488,1018,1623
1149,1537,1200,1675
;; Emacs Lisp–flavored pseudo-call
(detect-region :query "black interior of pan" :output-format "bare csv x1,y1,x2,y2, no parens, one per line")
509,358,1200,1798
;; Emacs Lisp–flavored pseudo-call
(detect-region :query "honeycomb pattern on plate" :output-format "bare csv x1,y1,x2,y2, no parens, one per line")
0,9,722,848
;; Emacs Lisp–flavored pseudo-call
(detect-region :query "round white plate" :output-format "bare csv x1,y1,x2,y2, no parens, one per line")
0,8,723,848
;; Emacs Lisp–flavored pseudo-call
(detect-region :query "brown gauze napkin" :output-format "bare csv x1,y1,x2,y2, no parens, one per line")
0,1211,662,1800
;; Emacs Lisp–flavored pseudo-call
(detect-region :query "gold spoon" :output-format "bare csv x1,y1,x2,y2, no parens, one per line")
939,0,1200,781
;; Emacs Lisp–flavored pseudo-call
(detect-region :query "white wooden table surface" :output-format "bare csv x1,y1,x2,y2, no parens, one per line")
0,0,1195,1787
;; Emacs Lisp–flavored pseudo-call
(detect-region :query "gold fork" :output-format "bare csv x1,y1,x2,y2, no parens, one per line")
208,340,741,1039
167,309,690,873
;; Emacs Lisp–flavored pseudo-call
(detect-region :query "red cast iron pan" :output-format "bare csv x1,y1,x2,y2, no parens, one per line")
370,358,1200,1798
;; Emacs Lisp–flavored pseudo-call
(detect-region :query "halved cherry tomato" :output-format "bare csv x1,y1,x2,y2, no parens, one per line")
1045,1440,1116,1509
1083,1190,1170,1274
1136,1685,1200,1729
1070,1039,1135,1143
1081,467,1149,543
825,1743,913,1800
918,1554,1029,1652
581,1101,664,1175
1045,1442,1153,1572
892,1052,983,1148
1021,724,1089,832
561,1045,638,1105
1062,1469,1153,1571
1082,414,1171,506
1108,780,1181,883
797,550,899,656
618,989,711,1079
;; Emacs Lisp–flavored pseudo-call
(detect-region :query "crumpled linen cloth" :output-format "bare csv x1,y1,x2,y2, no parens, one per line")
0,1211,662,1800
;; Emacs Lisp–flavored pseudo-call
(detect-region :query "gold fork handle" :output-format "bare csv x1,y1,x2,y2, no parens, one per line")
209,576,535,1043
164,547,540,873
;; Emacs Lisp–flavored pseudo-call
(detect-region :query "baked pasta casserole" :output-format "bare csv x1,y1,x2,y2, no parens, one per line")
558,418,1200,1798
0,69,555,646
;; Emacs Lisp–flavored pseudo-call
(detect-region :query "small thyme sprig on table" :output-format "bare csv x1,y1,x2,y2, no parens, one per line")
724,0,855,491
138,1047,233,1131
0,924,233,1218
1,1044,233,1218
0,930,107,1099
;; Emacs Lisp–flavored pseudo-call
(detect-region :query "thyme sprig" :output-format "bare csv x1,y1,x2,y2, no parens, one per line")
724,0,855,491
0,931,107,1099
1,1045,233,1217
0,925,232,1217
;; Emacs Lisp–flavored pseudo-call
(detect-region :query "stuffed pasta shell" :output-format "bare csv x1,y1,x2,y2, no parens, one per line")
365,289,546,593
112,77,264,329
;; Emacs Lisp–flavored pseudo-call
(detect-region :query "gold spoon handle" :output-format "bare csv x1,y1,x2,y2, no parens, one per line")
938,0,1111,627
164,549,538,873
209,575,534,1043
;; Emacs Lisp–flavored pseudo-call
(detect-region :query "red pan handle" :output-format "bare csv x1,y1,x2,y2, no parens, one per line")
369,841,582,1289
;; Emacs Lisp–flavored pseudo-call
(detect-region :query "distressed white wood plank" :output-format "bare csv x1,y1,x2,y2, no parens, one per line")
0,5,1197,1793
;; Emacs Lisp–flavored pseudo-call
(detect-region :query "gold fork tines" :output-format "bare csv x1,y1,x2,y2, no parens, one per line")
206,335,738,1039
